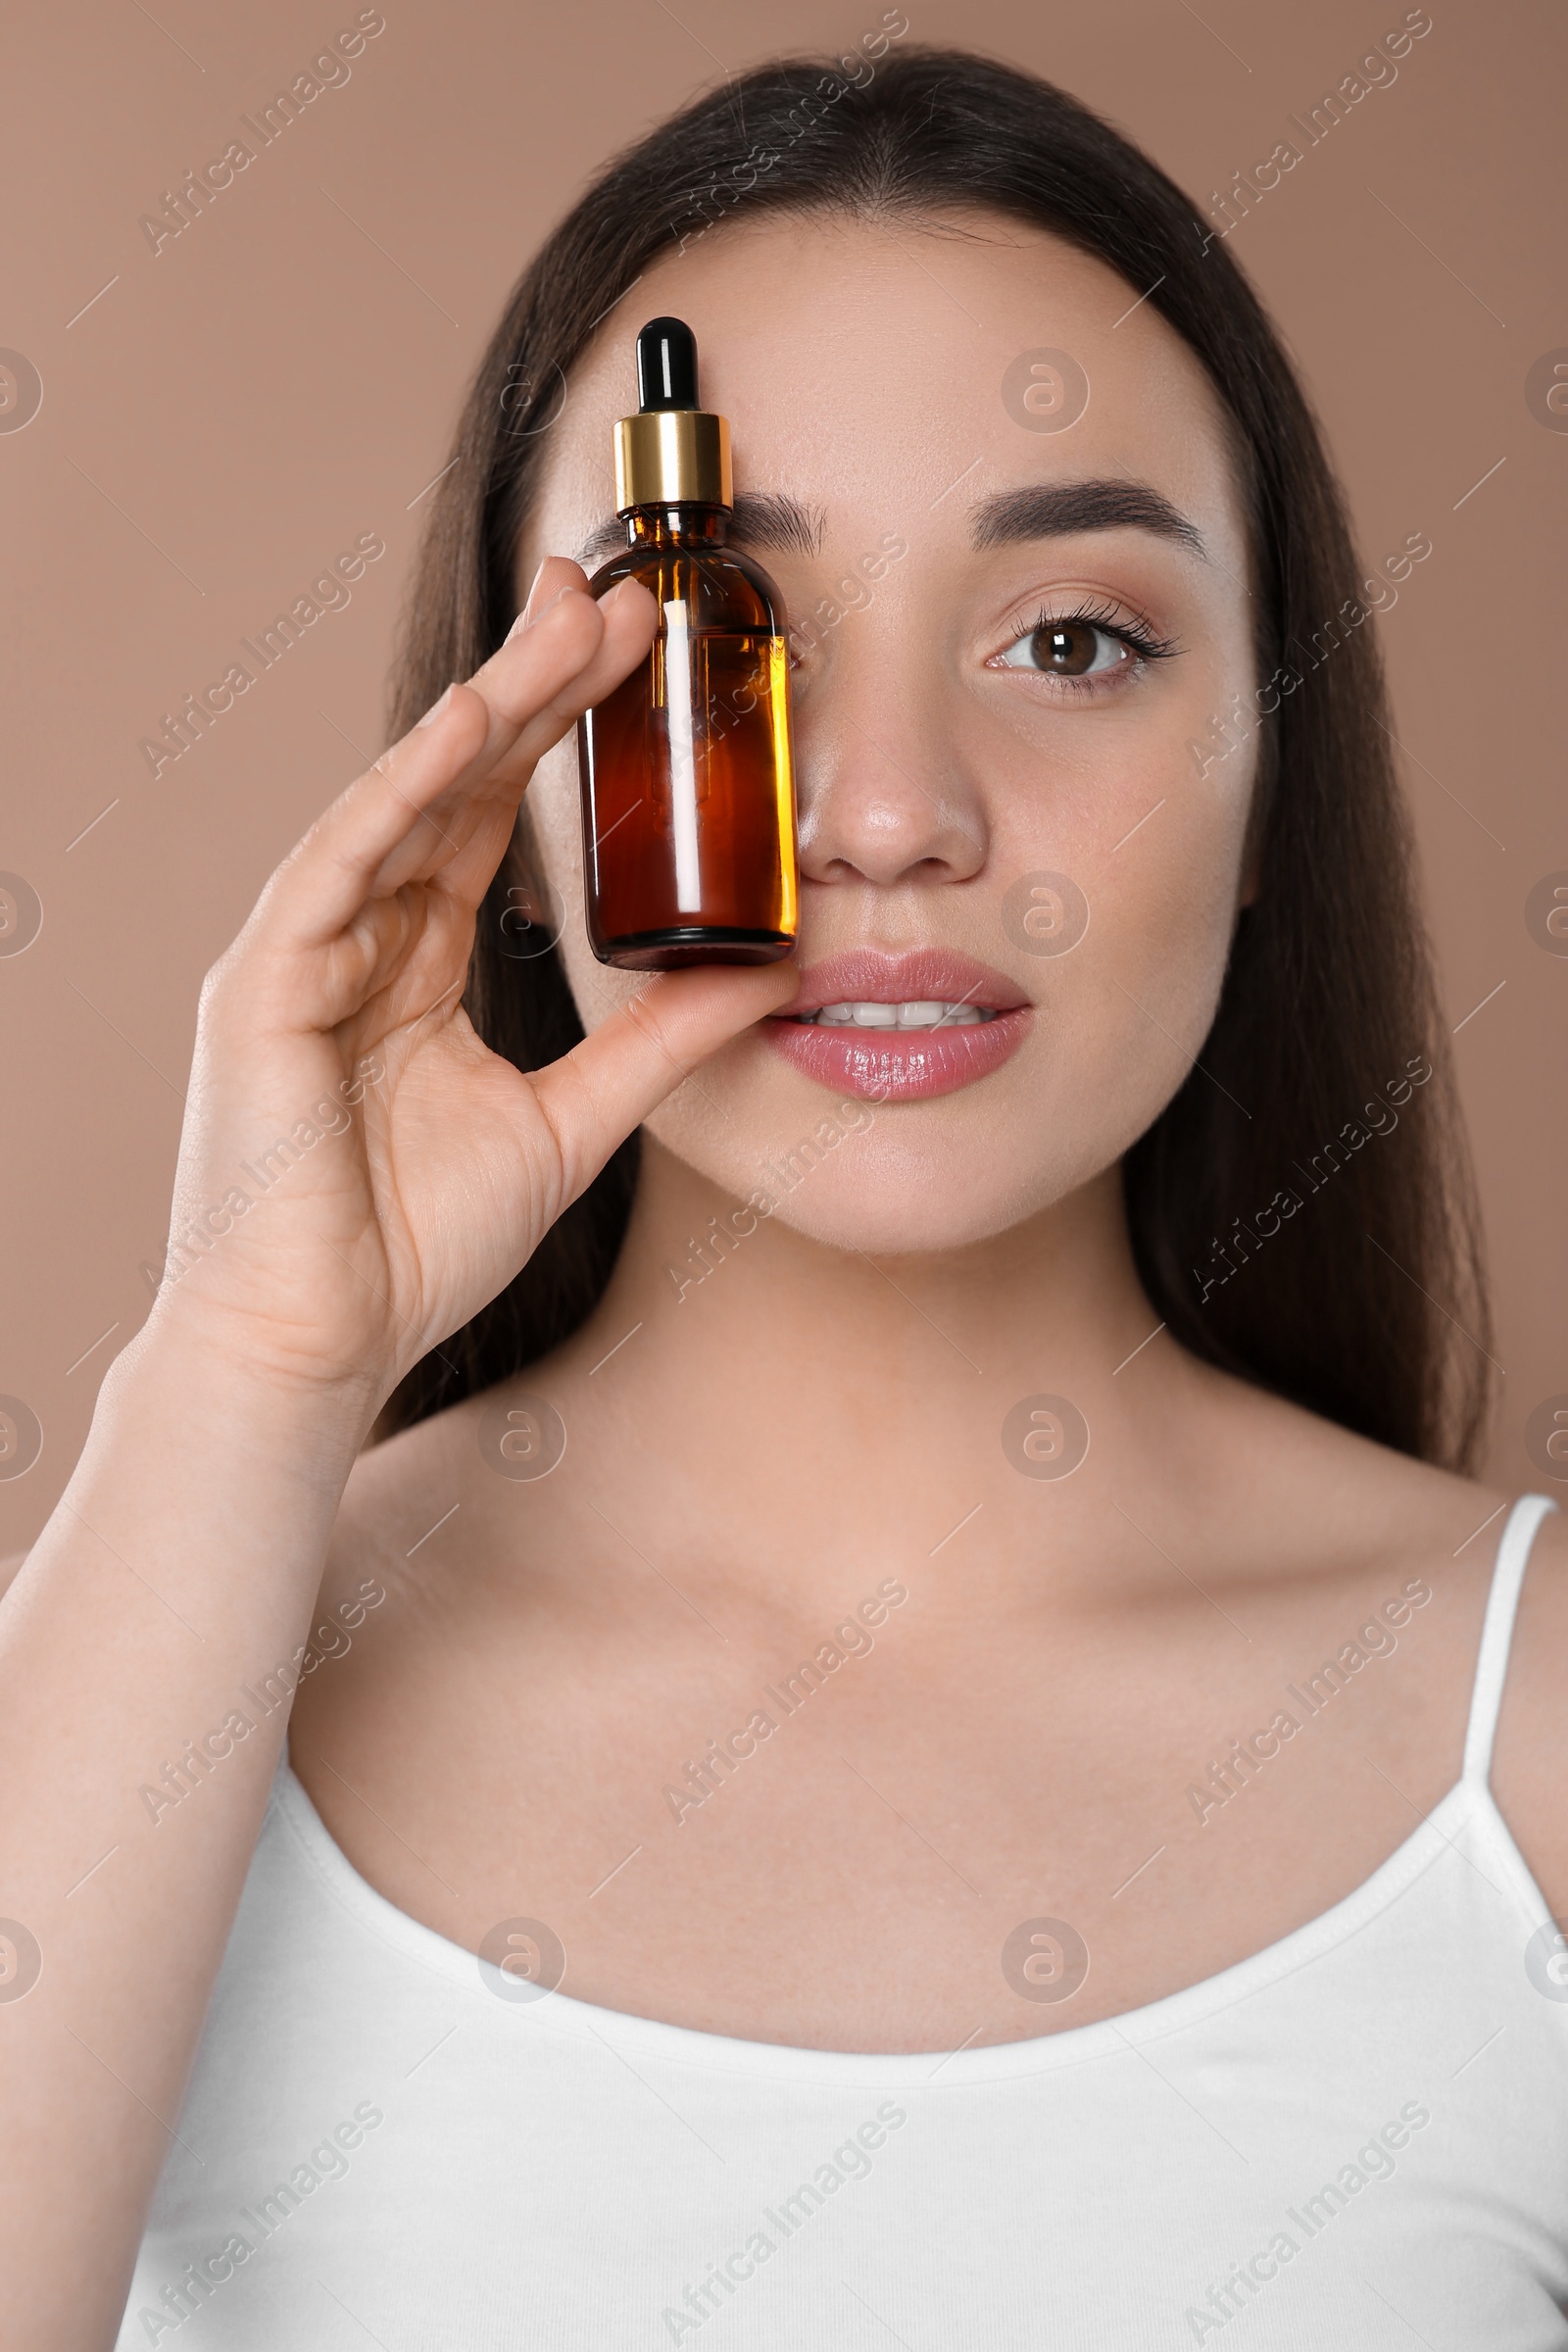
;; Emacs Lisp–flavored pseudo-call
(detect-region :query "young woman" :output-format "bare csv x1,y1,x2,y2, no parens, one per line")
6,44,1566,2350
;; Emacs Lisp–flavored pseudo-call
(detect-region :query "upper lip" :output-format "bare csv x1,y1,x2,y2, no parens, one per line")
779,949,1032,1019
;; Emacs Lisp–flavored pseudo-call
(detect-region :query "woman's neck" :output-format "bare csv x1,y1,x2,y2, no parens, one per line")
557,1134,1202,1622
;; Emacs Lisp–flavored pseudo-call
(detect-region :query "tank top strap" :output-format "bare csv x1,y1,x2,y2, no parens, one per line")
1462,1493,1559,1786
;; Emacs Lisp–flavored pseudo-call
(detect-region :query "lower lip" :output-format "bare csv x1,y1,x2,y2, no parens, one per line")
763,1009,1033,1102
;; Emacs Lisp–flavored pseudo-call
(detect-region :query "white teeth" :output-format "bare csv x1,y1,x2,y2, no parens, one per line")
806,1001,998,1029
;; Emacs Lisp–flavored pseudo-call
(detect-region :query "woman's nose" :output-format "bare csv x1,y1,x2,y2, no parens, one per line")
791,619,989,893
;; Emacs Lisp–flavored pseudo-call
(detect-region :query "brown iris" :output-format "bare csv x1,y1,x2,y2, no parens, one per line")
1031,621,1103,675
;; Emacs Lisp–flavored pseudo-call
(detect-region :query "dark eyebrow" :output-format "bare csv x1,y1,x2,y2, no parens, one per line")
572,490,825,571
968,479,1207,560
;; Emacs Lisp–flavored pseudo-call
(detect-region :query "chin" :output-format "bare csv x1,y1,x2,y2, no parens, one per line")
646,1079,1087,1258
752,1162,1053,1256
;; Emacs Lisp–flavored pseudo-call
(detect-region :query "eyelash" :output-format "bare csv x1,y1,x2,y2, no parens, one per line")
997,598,1179,691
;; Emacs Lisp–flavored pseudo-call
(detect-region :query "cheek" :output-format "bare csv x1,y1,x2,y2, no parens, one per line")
985,673,1254,1013
525,738,638,1032
1062,737,1253,1096
1054,804,1247,1120
522,738,580,906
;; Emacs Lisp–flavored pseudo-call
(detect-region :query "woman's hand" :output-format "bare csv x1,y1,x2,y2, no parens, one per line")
151,560,797,1412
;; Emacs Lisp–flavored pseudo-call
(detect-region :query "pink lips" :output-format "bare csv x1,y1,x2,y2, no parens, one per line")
765,948,1033,1102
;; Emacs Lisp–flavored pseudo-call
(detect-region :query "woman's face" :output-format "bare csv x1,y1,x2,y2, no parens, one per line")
519,211,1259,1252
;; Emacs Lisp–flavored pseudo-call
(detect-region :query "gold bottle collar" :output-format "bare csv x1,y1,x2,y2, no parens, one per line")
613,410,732,513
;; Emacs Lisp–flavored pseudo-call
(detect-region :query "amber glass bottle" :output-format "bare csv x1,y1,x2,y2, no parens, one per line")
575,317,799,968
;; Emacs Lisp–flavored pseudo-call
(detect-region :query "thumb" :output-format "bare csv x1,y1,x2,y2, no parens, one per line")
527,961,799,1205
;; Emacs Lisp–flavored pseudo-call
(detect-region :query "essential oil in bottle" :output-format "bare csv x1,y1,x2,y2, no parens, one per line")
574,316,799,968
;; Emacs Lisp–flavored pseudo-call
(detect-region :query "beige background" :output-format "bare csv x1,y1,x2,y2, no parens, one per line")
2,0,1562,1544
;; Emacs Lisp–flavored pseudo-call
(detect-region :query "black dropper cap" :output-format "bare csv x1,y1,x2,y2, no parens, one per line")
636,318,700,412
614,318,731,511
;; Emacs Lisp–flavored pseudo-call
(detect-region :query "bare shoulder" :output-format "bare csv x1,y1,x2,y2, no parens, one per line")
1219,1377,1567,1903
1189,1362,1515,1604
1490,1499,1568,1915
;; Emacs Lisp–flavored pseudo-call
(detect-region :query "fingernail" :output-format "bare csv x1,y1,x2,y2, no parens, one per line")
510,564,552,639
416,684,454,727
506,558,555,640
510,585,574,640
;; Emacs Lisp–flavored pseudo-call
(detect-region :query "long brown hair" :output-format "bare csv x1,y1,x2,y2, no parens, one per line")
382,43,1491,1470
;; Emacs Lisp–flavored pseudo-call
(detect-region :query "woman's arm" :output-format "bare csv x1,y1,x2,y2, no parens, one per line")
0,561,797,2346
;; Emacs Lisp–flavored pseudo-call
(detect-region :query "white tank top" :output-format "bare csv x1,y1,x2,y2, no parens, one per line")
118,1494,1568,2349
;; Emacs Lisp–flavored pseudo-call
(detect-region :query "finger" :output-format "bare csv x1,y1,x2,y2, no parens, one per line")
295,579,659,917
248,586,625,957
360,577,661,906
326,576,661,936
530,961,801,1204
456,572,660,780
310,576,664,1041
518,552,588,624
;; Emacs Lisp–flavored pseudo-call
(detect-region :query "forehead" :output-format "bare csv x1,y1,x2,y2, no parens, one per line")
524,209,1245,571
